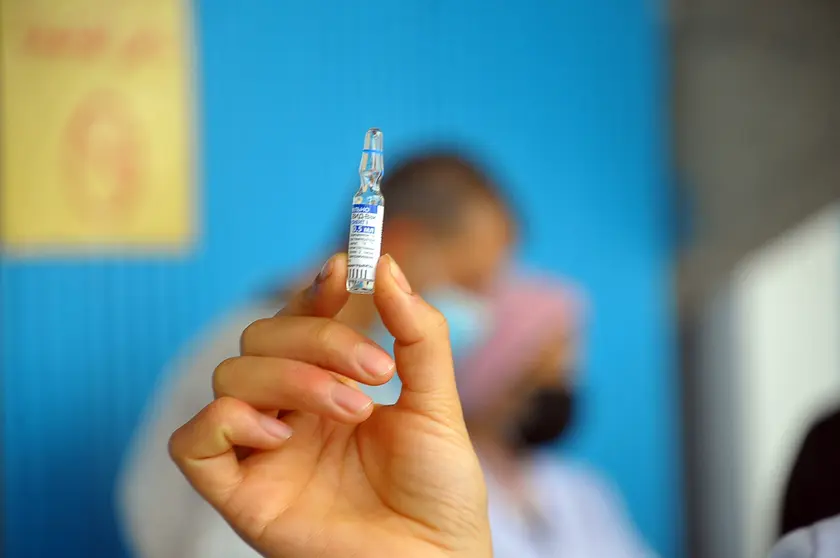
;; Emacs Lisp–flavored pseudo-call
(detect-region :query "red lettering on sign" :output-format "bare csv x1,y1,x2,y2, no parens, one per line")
62,90,145,222
122,29,166,65
23,26,110,58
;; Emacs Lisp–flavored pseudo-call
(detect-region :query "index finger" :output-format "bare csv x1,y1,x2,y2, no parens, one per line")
277,253,350,318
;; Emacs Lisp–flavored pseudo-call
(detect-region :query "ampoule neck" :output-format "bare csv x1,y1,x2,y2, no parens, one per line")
358,173,382,195
355,179,381,194
358,128,383,177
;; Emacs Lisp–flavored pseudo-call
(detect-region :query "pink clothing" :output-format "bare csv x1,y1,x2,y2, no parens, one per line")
455,272,583,415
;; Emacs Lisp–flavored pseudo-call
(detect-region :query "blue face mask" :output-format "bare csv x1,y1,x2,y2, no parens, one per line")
359,287,492,405
424,287,493,362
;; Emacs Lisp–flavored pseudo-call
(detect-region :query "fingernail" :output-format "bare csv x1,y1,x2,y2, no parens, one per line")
307,255,335,300
316,255,335,284
331,383,373,415
386,254,412,293
257,414,293,440
356,343,396,378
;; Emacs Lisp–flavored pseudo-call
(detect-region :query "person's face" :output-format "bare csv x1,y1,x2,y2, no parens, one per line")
400,198,512,294
383,196,513,295
440,198,513,293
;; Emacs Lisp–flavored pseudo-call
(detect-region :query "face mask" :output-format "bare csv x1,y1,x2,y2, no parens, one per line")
360,287,491,405
509,385,575,452
423,287,492,362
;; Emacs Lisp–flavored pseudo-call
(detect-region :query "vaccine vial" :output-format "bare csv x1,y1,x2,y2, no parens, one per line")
346,128,384,294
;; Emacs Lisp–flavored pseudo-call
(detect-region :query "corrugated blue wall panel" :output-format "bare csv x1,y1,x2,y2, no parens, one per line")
2,1,681,556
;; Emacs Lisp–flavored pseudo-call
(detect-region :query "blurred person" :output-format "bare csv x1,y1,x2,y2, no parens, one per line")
117,152,516,558
779,406,840,539
451,273,655,557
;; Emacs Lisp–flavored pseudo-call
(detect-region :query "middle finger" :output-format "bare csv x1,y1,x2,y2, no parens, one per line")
240,316,395,385
213,356,375,423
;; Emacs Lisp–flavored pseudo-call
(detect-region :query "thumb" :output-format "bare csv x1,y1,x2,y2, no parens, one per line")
373,255,465,423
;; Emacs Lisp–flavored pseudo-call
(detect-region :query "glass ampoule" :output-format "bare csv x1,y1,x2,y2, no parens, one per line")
346,128,384,294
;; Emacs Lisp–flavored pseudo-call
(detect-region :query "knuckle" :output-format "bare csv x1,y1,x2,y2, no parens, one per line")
311,318,337,347
310,373,339,407
300,382,326,411
311,319,351,363
204,396,240,426
285,360,331,410
167,430,184,464
428,306,450,337
313,320,355,367
212,357,240,396
240,318,272,354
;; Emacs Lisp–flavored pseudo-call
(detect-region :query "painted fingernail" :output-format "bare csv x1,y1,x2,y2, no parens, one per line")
257,414,293,440
331,383,373,415
317,255,336,283
356,343,396,378
386,254,412,293
307,255,336,299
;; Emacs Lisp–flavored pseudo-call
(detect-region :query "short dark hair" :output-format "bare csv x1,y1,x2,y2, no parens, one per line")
379,151,514,235
265,151,516,302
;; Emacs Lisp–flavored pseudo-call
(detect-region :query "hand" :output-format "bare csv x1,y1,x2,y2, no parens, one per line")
169,254,492,558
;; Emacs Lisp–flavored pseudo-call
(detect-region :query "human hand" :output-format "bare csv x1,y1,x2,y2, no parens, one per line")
169,254,491,558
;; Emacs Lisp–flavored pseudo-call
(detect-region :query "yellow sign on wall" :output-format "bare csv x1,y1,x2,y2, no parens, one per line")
1,0,196,253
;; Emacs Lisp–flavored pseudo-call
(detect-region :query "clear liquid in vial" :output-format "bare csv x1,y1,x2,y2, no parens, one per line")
346,128,384,294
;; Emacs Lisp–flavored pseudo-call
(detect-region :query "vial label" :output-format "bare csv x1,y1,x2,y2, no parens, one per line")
347,203,384,282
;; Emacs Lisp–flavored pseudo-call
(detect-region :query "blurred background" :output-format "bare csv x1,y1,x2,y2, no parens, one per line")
1,0,838,557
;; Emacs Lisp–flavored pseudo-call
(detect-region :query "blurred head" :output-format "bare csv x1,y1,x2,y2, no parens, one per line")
455,274,583,454
337,151,518,405
377,152,516,294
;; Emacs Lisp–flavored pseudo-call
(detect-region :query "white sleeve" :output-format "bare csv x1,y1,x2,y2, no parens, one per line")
116,308,270,558
769,515,840,558
583,475,658,558
544,461,657,558
768,529,814,558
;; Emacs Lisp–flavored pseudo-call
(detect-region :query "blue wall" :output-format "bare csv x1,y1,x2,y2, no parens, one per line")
1,1,681,556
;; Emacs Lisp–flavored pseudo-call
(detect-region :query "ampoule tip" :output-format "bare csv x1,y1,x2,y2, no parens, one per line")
363,128,383,154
